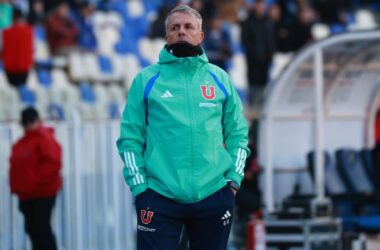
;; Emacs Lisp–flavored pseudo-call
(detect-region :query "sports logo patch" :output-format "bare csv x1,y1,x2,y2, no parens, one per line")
200,85,216,100
141,210,154,225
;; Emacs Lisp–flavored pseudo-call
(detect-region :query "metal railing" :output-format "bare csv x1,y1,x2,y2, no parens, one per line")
0,120,135,250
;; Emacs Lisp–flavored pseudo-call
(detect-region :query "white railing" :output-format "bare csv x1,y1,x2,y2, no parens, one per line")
0,120,135,250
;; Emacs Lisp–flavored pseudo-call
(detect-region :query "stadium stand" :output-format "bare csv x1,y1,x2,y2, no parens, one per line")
2,0,380,249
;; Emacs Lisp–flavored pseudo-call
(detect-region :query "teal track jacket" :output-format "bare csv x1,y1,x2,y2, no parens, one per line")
117,46,250,203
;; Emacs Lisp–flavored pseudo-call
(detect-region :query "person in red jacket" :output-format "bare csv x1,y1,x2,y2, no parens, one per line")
46,1,79,55
9,107,62,250
2,8,34,87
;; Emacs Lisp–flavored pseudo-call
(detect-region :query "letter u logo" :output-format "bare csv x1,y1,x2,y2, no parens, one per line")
201,85,216,100
141,210,154,224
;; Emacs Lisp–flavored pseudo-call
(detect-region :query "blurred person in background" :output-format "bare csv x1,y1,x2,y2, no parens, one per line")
2,8,33,87
312,0,348,25
72,1,97,51
9,107,62,250
28,0,58,16
203,15,232,71
28,0,46,25
148,4,171,39
117,4,249,250
0,0,13,29
46,1,79,55
241,0,276,107
269,3,293,53
291,5,315,51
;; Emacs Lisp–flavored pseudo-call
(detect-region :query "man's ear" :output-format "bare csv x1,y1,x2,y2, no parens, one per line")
199,31,204,43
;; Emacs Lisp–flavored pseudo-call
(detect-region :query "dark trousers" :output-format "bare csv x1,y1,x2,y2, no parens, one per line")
19,196,57,250
5,71,28,87
135,185,235,250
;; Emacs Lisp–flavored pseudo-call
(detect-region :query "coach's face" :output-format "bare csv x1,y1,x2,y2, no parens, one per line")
166,12,204,46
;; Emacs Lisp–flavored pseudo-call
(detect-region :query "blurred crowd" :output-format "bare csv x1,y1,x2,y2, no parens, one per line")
0,0,379,106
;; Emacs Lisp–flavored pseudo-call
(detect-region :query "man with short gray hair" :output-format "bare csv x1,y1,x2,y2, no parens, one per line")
117,4,250,249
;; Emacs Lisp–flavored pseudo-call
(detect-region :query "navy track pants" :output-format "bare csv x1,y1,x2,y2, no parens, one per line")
135,185,235,250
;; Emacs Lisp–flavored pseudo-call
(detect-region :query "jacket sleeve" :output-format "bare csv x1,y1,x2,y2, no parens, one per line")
116,74,148,196
36,134,62,184
223,77,251,186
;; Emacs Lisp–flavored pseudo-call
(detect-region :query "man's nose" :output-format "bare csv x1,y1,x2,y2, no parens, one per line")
178,26,186,35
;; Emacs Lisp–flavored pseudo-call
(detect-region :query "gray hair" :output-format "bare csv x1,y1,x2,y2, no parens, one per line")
164,5,203,33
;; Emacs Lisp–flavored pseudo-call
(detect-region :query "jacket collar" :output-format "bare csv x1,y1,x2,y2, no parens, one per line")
158,44,209,67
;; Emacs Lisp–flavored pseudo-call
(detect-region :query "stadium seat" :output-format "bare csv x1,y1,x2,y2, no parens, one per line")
37,69,53,87
98,54,113,74
51,69,70,88
229,53,248,101
142,0,162,12
360,148,376,188
307,151,347,195
79,82,96,104
270,52,293,81
55,83,81,121
33,25,51,64
127,0,145,18
18,85,36,106
355,216,380,233
107,11,124,28
348,9,377,31
108,83,127,107
79,82,96,120
93,82,111,120
122,54,142,89
311,23,330,40
111,55,126,80
0,80,21,121
93,12,122,56
68,51,88,81
138,38,155,63
83,52,99,81
330,23,346,34
335,149,374,193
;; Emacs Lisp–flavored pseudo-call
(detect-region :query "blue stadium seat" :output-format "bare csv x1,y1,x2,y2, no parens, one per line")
34,24,46,41
360,148,376,188
307,151,347,195
114,27,139,54
129,17,149,39
355,216,380,233
48,103,65,120
307,151,357,220
142,0,164,12
79,82,96,104
330,23,346,34
98,55,113,74
18,85,36,105
336,149,374,193
37,69,52,87
108,101,120,119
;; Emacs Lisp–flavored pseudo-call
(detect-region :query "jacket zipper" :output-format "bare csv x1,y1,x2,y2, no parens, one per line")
184,64,197,201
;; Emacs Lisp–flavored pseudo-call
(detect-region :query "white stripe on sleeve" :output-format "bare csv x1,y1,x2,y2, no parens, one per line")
123,151,145,185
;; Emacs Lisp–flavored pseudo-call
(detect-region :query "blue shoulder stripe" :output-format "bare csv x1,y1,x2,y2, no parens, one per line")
144,72,160,125
144,72,160,101
208,71,229,100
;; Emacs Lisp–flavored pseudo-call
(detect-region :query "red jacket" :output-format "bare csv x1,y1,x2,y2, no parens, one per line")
46,13,79,53
2,22,34,73
9,125,62,200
